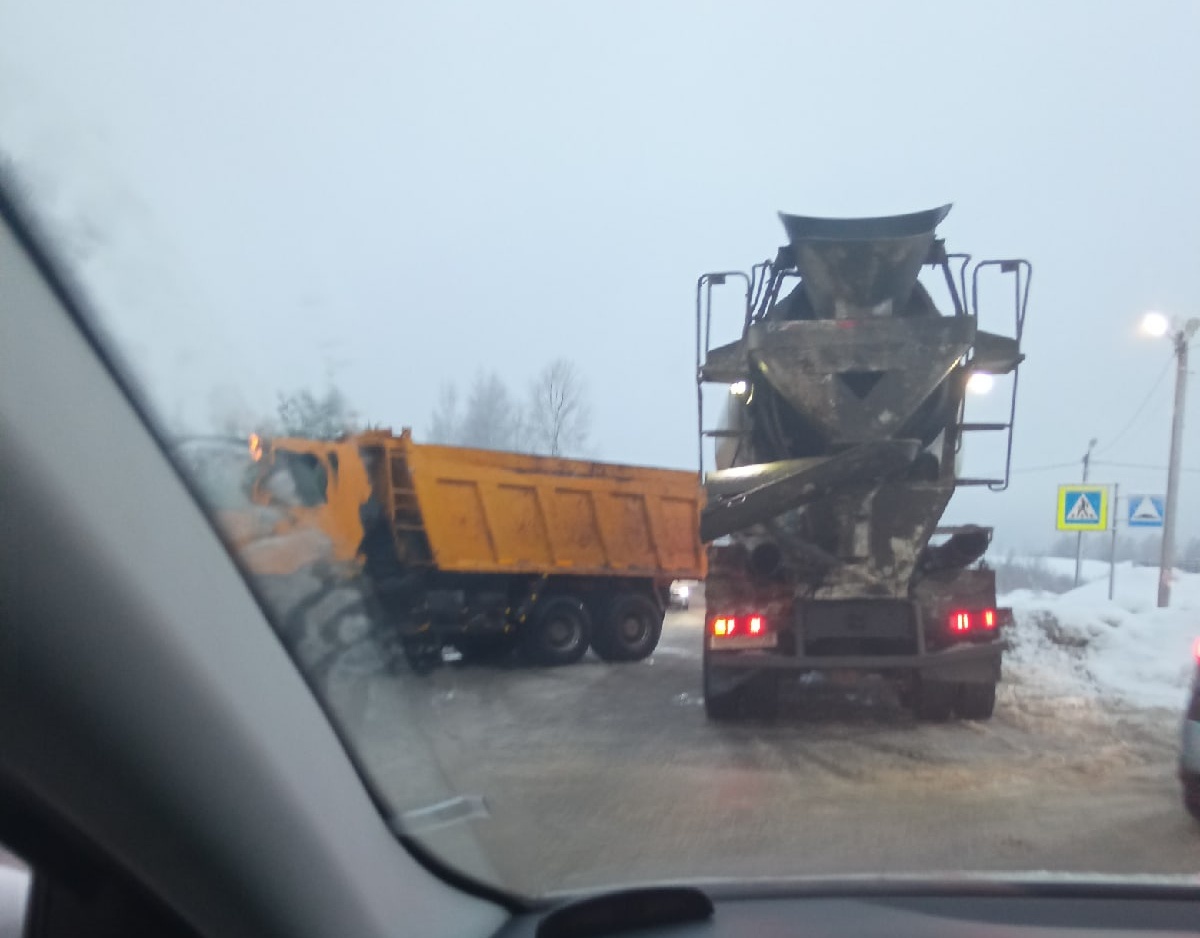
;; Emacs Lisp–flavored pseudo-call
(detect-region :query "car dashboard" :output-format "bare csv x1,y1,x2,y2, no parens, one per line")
496,882,1200,938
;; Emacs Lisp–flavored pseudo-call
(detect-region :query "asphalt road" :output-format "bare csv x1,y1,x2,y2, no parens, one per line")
271,578,1199,898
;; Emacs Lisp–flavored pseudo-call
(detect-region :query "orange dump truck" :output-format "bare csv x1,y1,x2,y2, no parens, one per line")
246,429,704,669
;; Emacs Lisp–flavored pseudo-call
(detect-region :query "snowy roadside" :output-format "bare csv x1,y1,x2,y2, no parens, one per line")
1000,563,1199,712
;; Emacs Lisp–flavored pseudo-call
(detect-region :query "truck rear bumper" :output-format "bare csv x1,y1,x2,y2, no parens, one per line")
706,642,1001,683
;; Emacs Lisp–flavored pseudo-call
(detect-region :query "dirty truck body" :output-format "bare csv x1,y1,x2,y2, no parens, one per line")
697,205,1029,721
250,431,704,669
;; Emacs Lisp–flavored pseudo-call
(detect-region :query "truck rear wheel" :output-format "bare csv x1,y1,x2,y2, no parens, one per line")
704,669,778,721
521,596,591,666
957,682,997,720
704,686,741,721
592,592,663,662
912,679,956,722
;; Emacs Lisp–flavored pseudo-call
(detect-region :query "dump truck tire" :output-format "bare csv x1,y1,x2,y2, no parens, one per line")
957,681,997,720
403,639,442,675
454,633,517,664
521,596,591,666
912,679,956,722
592,592,663,662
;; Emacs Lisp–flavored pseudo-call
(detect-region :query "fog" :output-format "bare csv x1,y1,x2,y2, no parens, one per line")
1,0,1197,551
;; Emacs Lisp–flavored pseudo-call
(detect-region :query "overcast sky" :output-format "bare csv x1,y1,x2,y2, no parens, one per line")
1,0,1197,552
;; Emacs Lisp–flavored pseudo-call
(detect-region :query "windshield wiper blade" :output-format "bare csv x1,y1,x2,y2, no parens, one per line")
537,886,713,938
398,795,490,834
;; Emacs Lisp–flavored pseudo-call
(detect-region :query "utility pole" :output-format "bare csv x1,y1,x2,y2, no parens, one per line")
1108,483,1119,601
1074,437,1097,588
1159,321,1197,607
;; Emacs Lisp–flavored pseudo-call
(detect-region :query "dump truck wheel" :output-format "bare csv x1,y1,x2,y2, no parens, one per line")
957,682,997,720
454,633,517,664
403,639,442,675
522,596,591,666
912,679,956,722
593,592,663,662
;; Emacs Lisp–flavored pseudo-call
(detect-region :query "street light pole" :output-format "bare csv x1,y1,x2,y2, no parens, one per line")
1159,322,1197,607
1074,437,1097,588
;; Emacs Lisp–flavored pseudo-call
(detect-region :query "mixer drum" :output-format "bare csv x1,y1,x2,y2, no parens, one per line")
745,276,955,462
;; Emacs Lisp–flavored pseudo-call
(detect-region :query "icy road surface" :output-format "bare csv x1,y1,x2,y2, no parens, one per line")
263,567,1200,896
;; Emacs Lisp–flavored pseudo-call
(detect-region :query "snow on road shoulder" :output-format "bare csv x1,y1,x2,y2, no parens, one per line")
1001,564,1199,711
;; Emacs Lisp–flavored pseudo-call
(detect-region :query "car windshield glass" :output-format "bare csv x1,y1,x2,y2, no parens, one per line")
3,0,1199,900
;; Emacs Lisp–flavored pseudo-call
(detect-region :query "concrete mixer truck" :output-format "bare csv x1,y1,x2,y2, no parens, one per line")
696,205,1029,721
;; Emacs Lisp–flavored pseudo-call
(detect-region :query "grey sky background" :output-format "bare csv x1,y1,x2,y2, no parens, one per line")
2,0,1197,552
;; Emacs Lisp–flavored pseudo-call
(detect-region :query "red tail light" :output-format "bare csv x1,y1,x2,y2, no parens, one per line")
947,608,999,637
710,618,768,638
1193,636,1200,662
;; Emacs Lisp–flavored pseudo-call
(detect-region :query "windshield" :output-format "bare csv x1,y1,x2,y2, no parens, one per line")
3,0,1199,899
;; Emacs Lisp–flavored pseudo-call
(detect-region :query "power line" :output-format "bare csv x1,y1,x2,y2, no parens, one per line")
1093,460,1200,474
1094,353,1174,456
1010,460,1081,475
1010,459,1200,476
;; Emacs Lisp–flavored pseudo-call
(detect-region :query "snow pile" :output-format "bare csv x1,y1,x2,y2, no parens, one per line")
1001,563,1199,711
1021,556,1117,582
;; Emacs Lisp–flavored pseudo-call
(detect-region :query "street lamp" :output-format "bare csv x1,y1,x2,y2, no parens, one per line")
966,372,995,395
1140,310,1170,339
1140,311,1199,608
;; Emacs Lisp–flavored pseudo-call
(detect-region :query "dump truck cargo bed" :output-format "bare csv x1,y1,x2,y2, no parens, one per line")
364,434,705,581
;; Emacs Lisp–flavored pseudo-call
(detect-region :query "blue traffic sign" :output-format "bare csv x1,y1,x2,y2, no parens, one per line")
1057,485,1109,532
1127,494,1165,528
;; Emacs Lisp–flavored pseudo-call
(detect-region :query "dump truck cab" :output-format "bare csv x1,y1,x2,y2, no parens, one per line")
246,433,372,568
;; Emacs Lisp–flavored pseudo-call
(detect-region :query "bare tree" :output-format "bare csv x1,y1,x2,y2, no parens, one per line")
427,383,461,444
276,386,358,440
425,362,588,454
526,358,590,457
1047,534,1075,559
207,386,261,437
457,372,523,450
1132,533,1163,565
1182,537,1200,571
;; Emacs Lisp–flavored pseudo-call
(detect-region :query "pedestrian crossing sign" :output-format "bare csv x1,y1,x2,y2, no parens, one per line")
1056,485,1109,531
